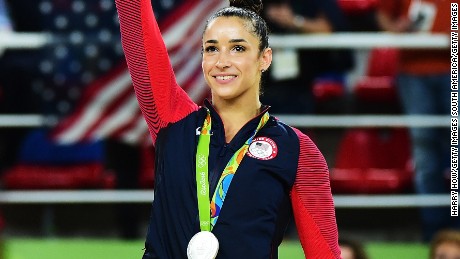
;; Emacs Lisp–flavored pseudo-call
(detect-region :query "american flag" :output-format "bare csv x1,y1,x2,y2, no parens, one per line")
52,0,224,145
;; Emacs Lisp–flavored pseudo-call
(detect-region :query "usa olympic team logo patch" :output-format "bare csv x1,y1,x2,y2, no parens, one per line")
248,137,278,160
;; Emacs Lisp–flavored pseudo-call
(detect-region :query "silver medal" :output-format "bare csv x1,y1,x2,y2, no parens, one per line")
187,231,219,259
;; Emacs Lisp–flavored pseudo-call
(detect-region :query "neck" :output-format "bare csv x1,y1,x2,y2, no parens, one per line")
211,97,262,143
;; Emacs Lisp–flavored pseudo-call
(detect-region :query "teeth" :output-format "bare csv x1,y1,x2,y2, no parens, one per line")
215,76,235,81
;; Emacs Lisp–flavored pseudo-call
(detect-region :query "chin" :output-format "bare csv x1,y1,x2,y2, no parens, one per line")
213,92,238,101
210,87,238,100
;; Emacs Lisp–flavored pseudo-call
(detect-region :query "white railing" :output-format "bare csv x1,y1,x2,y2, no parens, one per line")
0,114,450,128
0,115,51,127
0,32,51,55
277,115,450,128
0,191,451,208
0,32,449,54
269,32,449,49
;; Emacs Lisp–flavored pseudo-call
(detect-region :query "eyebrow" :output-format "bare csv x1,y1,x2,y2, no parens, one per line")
205,39,248,44
229,39,247,43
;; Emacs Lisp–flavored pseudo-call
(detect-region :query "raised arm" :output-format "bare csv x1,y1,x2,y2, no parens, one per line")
115,0,198,144
291,129,341,259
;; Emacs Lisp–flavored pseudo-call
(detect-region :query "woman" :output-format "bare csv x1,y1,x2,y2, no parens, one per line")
115,0,340,258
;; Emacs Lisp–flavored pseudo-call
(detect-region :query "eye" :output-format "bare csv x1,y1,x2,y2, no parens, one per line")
204,46,218,53
233,45,246,52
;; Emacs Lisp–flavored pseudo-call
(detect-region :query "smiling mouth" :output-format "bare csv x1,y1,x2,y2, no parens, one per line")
214,75,237,81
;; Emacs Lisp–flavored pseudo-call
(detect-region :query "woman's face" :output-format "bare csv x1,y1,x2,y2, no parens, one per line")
202,16,271,102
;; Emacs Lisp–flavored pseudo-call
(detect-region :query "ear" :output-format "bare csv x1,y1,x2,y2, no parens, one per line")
260,47,272,72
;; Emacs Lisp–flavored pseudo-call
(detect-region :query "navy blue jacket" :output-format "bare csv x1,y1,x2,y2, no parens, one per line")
149,101,298,258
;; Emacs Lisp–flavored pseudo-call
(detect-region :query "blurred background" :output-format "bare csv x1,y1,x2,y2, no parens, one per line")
0,0,456,258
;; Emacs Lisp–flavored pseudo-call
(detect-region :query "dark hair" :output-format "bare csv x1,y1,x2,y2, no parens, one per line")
204,0,269,52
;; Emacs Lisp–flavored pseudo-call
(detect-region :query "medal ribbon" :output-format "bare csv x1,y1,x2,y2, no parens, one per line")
196,109,270,231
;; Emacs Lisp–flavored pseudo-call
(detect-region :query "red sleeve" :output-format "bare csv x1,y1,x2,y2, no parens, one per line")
291,128,341,259
115,0,198,145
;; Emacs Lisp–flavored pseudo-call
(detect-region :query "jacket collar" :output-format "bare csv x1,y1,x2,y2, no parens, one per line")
202,99,271,148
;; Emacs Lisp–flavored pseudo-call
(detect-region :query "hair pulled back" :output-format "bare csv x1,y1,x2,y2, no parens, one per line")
230,0,263,15
204,0,269,52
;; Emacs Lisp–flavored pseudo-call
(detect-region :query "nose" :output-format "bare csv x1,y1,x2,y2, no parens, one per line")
215,52,231,69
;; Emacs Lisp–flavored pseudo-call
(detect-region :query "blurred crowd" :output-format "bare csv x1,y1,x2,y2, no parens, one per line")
0,0,457,248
